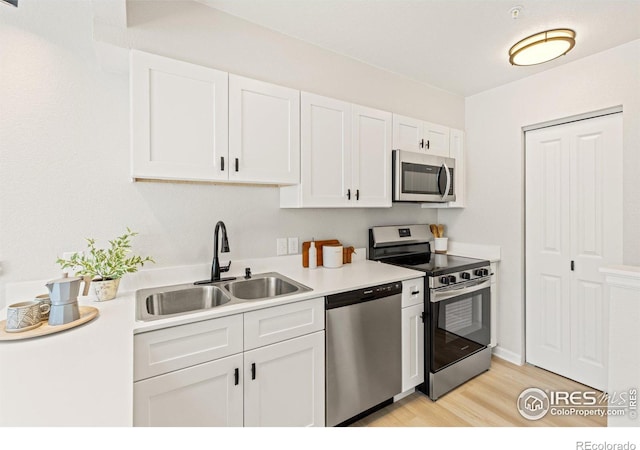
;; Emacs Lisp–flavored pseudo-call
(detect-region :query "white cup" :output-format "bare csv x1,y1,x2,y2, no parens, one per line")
35,294,51,321
323,244,343,268
434,237,448,253
6,300,50,332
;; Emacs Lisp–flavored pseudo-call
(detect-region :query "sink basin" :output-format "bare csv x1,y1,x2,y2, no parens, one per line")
136,284,231,321
223,272,312,301
135,272,312,322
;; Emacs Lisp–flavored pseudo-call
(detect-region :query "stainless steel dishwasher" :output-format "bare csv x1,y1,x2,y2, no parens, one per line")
325,281,402,426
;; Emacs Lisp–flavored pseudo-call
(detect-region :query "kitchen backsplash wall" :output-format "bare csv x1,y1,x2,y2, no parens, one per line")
0,1,447,309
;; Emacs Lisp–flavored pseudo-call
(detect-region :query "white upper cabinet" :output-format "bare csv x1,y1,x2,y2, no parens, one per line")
392,114,450,157
229,75,300,185
131,51,300,185
352,105,393,207
447,128,465,208
300,93,352,207
280,92,392,208
131,50,229,182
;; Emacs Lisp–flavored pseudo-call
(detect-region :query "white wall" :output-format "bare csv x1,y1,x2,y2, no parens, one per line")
0,1,463,309
440,39,640,363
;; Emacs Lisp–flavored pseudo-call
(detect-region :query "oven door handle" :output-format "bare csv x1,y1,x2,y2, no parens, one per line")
430,279,491,303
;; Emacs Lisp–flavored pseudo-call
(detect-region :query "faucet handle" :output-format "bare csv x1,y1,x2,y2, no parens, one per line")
220,261,231,273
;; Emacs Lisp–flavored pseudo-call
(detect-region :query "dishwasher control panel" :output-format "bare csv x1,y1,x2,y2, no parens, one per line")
325,282,402,310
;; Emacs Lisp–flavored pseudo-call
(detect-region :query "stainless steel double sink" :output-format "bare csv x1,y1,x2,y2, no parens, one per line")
135,272,312,322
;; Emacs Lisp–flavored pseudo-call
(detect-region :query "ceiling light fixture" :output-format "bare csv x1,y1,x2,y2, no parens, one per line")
509,28,576,66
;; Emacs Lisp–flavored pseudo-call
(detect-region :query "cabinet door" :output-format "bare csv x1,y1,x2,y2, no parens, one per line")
423,122,450,157
229,75,300,185
300,93,352,207
401,304,424,392
134,353,243,427
392,114,423,152
130,50,228,181
352,105,392,207
447,128,465,208
244,331,325,427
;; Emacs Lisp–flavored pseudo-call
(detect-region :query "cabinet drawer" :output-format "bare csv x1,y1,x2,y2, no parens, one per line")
244,298,324,350
402,277,424,307
134,314,243,381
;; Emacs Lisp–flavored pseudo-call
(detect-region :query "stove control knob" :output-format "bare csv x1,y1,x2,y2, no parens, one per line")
483,268,490,277
448,275,457,284
474,269,483,276
461,272,471,280
439,276,450,285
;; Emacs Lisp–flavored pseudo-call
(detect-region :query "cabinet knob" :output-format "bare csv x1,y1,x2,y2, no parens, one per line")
346,189,351,200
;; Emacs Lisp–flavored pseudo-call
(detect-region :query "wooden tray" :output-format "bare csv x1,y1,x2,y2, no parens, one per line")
301,239,340,267
0,306,99,341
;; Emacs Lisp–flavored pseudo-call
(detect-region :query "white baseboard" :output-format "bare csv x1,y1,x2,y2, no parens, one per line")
492,346,524,365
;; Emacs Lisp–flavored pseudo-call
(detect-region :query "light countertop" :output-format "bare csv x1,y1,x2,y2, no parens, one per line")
0,255,423,426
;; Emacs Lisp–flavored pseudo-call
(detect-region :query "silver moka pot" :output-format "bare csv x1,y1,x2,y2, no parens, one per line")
46,277,83,325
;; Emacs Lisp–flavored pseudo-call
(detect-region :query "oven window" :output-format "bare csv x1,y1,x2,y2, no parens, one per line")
430,286,490,372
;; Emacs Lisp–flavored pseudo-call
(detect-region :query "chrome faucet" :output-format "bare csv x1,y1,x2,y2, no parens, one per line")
195,220,235,285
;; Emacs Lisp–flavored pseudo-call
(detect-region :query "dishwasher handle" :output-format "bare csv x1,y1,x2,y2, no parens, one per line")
325,282,402,310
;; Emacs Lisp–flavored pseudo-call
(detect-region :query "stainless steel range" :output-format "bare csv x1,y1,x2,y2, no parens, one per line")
369,224,492,400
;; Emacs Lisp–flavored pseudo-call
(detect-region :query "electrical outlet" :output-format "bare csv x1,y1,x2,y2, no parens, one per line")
288,237,299,254
276,238,288,256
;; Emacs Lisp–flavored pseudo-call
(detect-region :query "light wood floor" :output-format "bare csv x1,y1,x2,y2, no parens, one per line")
352,356,606,427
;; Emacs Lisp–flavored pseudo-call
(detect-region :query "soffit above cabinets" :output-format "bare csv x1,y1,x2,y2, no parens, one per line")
195,0,640,96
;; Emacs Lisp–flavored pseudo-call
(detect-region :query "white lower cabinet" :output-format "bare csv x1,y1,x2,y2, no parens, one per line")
244,331,325,427
400,278,425,392
133,298,325,427
134,353,243,427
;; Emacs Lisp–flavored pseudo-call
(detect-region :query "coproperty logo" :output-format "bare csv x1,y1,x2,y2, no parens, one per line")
517,386,638,421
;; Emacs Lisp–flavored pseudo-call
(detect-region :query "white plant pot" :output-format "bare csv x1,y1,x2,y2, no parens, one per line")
92,278,121,302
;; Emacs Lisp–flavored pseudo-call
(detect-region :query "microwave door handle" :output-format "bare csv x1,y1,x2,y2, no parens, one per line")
442,162,451,200
436,162,451,200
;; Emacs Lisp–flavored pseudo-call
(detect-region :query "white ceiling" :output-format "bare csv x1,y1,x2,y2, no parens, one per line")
196,0,640,96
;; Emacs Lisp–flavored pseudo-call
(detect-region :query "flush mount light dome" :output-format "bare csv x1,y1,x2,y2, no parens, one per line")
509,28,576,66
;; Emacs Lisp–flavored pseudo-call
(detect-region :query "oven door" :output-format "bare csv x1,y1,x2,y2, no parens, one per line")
429,279,491,372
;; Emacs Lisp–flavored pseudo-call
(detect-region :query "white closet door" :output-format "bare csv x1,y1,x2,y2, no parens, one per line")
525,113,622,391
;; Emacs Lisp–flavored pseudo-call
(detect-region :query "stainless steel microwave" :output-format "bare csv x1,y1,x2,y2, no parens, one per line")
392,149,456,202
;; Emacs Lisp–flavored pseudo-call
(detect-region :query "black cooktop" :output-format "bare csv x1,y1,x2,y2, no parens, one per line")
383,253,489,277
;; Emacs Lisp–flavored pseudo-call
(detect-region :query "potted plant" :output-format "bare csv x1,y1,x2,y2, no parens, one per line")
56,228,155,301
